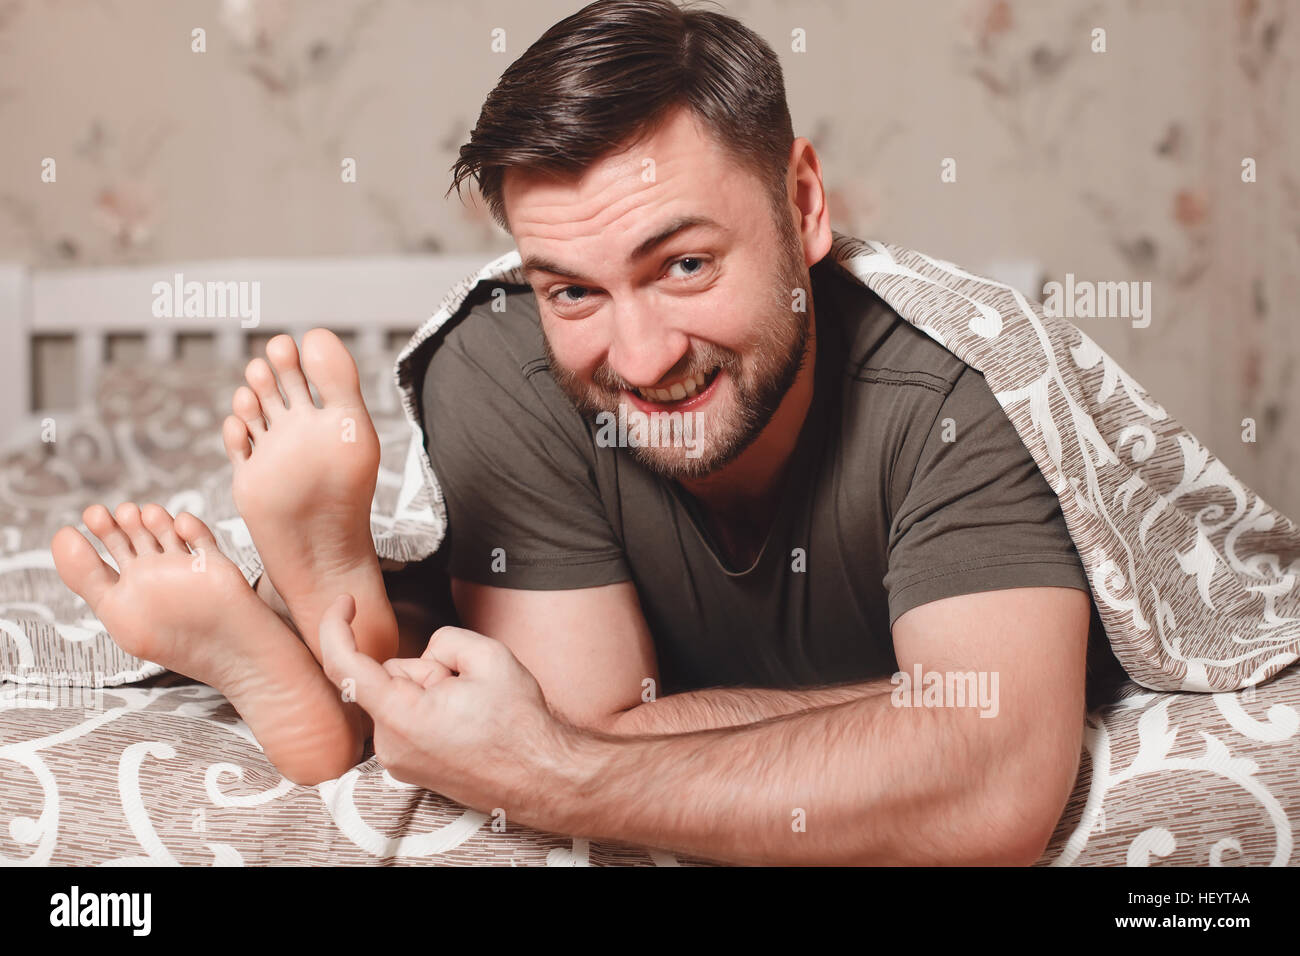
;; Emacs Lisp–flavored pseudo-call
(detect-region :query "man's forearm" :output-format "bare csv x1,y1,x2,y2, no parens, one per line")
605,677,896,735
537,693,1031,866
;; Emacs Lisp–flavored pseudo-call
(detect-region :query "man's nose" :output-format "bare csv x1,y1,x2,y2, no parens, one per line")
606,299,689,388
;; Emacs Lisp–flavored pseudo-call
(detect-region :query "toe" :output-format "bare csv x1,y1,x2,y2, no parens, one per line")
232,386,266,435
141,503,186,553
114,502,162,555
266,335,314,408
245,357,284,422
51,526,118,610
301,328,363,408
83,504,135,568
222,415,253,463
175,512,220,556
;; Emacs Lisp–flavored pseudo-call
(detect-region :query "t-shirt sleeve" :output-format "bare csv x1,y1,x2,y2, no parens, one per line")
883,365,1089,628
419,303,631,589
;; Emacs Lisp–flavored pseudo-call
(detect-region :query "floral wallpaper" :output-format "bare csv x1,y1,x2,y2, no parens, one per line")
0,0,1295,514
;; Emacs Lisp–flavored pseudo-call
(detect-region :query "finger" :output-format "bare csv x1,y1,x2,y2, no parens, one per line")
378,661,433,698
383,657,453,687
319,594,392,710
423,625,497,676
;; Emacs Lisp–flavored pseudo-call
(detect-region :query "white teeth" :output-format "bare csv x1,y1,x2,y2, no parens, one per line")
637,366,716,403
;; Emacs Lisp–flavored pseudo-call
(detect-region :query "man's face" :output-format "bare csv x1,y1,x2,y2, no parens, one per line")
504,106,813,480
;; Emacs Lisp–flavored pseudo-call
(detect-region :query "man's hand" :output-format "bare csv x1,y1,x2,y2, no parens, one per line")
318,594,581,819
449,578,657,732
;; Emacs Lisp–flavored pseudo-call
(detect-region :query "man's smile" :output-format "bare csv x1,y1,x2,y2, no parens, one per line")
632,363,721,403
624,366,725,414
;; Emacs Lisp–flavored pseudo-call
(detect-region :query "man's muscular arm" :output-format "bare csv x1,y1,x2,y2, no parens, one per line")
549,687,1016,864
527,586,1091,865
606,677,896,735
450,578,891,735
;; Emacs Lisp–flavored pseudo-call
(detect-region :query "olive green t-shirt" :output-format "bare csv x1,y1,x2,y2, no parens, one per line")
418,254,1120,702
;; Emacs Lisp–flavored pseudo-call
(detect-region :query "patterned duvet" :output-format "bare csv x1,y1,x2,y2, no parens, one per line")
5,667,1297,866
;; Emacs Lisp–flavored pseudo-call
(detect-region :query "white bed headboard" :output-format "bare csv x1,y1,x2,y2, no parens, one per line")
0,254,491,430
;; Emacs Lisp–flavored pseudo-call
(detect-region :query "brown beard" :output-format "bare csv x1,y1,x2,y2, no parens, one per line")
545,216,813,480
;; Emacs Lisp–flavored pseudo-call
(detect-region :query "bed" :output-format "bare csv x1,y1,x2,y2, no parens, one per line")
2,257,1297,866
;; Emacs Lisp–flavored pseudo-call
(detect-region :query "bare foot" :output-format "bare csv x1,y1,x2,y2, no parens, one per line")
51,503,365,784
223,329,398,668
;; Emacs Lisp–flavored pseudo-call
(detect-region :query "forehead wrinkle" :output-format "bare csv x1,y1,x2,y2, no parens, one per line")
522,168,664,235
518,181,688,281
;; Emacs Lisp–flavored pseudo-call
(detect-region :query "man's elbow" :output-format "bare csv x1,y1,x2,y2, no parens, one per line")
992,807,1057,866
835,781,1060,866
980,723,1082,865
985,775,1072,866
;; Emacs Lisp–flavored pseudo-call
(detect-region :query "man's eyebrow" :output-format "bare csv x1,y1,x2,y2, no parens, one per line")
520,215,726,283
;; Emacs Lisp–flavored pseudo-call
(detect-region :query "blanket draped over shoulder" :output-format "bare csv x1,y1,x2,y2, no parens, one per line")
389,230,1300,694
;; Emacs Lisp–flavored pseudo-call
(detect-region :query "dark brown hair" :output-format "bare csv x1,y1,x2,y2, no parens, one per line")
447,0,795,234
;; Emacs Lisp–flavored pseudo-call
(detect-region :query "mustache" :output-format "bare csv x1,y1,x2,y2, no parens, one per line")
590,342,740,395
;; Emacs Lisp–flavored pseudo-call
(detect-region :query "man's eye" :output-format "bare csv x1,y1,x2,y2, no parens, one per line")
669,256,707,278
549,285,589,303
546,257,708,305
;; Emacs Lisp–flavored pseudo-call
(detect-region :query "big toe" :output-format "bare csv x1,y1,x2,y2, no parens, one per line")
300,328,363,407
51,526,118,610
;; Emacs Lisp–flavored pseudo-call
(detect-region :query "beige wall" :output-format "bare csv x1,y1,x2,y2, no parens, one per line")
1,0,1296,514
